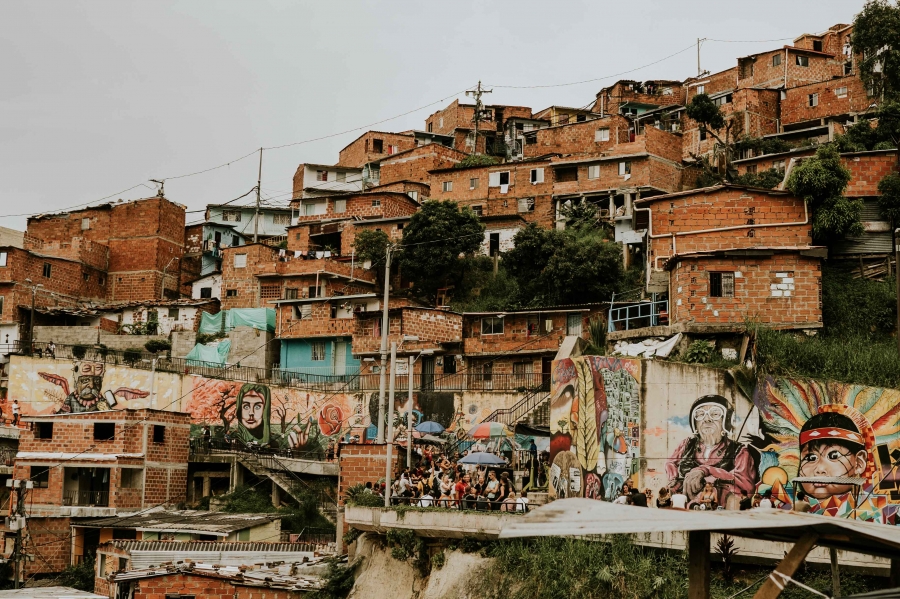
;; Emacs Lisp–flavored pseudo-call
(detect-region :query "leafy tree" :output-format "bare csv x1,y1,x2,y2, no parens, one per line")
878,171,900,223
454,154,499,168
732,136,792,157
541,231,623,305
504,224,564,305
786,144,861,241
398,201,484,303
852,0,900,102
352,229,391,287
731,168,785,189
144,339,171,354
686,93,735,178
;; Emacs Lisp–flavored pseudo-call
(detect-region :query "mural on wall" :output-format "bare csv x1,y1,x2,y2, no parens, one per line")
665,395,757,509
39,359,150,413
549,356,641,500
752,377,900,523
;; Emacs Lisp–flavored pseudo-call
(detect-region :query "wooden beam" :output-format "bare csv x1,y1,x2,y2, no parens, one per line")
830,547,840,598
891,558,900,588
753,534,819,599
688,530,710,599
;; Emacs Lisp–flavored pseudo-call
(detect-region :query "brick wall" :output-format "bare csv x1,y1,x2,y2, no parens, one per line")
337,131,417,168
462,311,589,354
368,180,431,198
844,150,898,196
129,572,235,599
379,144,467,186
683,67,737,104
293,192,419,225
338,442,397,505
642,187,811,261
781,74,870,126
221,244,279,310
592,80,684,115
669,253,822,327
24,516,71,576
523,115,629,158
352,308,462,355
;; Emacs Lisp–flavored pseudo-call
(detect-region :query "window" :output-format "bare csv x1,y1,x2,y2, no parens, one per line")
308,285,320,298
481,316,504,335
260,285,280,300
488,171,510,187
813,40,823,52
713,94,733,106
442,181,453,192
81,217,90,230
298,304,312,320
153,425,165,444
311,342,326,361
835,86,848,98
618,162,631,176
808,93,818,107
746,165,757,174
0,252,6,267
42,263,51,278
273,213,291,225
222,210,241,222
517,198,535,213
427,122,433,132
336,171,346,182
469,178,479,190
700,129,707,141
36,422,53,440
555,167,577,182
588,165,600,179
773,160,786,173
439,117,444,128
481,362,493,382
121,468,142,489
200,287,212,299
371,199,381,207
388,145,399,154
408,191,418,202
444,356,457,374
234,254,247,268
32,466,49,489
326,198,344,214
796,55,809,67
285,288,298,300
99,275,106,286
595,128,610,142
372,139,384,153
83,272,90,282
772,53,782,67
225,289,237,297
530,168,544,184
232,235,239,246
471,205,483,217
696,85,705,94
94,422,115,441
709,272,735,298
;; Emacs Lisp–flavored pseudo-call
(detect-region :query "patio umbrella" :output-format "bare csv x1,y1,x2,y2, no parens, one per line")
467,422,513,439
457,451,507,466
414,434,445,445
415,421,445,434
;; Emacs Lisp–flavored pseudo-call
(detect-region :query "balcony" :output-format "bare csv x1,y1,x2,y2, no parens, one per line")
64,489,109,507
607,296,668,333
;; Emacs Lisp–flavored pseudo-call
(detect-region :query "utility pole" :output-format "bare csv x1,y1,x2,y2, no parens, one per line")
896,229,900,355
376,245,393,443
7,478,31,589
383,342,397,508
407,354,414,469
697,38,708,79
253,147,263,243
466,81,492,154
24,279,42,355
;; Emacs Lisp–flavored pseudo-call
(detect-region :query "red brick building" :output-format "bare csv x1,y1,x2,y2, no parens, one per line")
633,185,823,332
13,409,190,576
110,566,320,599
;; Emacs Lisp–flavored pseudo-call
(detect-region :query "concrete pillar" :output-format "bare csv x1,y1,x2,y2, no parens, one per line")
272,481,281,508
202,476,211,498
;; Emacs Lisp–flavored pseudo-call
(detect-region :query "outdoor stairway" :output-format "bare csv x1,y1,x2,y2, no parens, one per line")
236,451,338,523
482,386,551,428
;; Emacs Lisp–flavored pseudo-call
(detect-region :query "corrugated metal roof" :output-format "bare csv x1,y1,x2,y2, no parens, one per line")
80,509,281,535
109,540,315,552
501,498,900,559
0,587,104,598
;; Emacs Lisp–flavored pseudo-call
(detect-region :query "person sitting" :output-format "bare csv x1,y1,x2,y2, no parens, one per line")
695,482,718,510
463,486,477,510
630,488,648,507
476,494,490,511
670,489,688,510
739,490,752,511
419,491,434,507
517,489,529,512
657,487,672,509
758,489,774,509
793,490,811,513
501,492,519,512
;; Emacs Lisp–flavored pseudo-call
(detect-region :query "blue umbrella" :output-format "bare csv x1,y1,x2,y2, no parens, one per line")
415,421,445,434
457,451,507,466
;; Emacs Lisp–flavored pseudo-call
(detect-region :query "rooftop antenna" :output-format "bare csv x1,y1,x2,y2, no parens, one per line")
150,179,165,198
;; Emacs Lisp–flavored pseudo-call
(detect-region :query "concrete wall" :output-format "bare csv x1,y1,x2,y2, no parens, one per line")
226,326,276,370
33,327,168,351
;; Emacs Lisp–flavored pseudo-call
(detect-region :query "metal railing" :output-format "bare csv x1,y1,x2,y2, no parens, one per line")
482,386,550,427
64,489,109,507
378,495,531,512
281,527,336,545
607,295,668,332
189,437,334,463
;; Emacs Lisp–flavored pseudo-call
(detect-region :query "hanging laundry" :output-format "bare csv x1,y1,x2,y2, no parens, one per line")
324,251,332,258
315,251,324,259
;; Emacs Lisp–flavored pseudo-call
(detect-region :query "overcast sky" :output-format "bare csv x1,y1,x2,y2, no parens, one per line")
0,0,866,230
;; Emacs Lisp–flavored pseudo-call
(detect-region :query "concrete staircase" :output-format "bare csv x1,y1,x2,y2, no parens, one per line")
236,451,338,523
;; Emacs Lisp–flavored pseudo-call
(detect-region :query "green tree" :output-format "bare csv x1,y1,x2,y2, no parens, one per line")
398,200,484,303
732,168,785,189
786,144,861,241
504,224,564,306
878,171,900,223
852,0,900,102
686,93,735,179
352,229,391,287
540,231,623,305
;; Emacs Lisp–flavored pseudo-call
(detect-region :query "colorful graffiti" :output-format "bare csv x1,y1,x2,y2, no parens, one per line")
549,356,641,500
752,377,900,523
38,359,150,413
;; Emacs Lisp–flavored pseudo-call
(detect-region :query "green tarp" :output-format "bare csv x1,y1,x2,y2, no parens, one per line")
198,308,275,334
185,339,232,365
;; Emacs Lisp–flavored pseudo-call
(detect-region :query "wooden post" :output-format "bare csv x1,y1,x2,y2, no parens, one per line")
830,548,840,598
688,531,711,599
891,558,900,588
753,534,818,599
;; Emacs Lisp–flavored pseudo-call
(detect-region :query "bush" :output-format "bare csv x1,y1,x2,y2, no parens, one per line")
308,557,356,599
218,485,276,513
454,154,499,168
344,484,384,508
57,556,95,591
196,332,226,345
822,267,896,338
72,345,88,360
123,347,143,366
681,340,715,364
144,339,171,354
732,168,785,189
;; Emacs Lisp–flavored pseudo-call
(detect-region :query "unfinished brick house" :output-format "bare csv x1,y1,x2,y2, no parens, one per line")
591,79,685,117
424,99,534,155
378,143,468,187
292,163,365,199
614,185,823,338
13,409,190,575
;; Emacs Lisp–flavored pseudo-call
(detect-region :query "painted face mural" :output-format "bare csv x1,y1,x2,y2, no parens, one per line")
549,356,641,500
752,377,900,522
38,360,149,414
666,395,756,509
235,384,271,444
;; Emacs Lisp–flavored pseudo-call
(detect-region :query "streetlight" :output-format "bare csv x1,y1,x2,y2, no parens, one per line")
24,279,43,354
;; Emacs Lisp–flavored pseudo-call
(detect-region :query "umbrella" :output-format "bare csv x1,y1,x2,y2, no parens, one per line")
467,422,513,439
414,434,445,445
415,421,445,434
458,451,507,465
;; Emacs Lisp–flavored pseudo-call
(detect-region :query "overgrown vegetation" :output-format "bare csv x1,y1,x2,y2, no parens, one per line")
212,484,334,533
344,483,384,507
853,0,900,102
732,136,792,158
57,556,95,592
454,154,499,168
385,528,429,575
123,347,144,366
196,331,226,344
144,338,171,354
731,167,784,189
307,557,356,599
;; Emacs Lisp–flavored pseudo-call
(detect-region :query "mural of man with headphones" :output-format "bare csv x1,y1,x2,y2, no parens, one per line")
666,395,756,509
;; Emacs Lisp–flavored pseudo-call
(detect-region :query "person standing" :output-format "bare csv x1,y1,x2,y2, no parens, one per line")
656,487,672,509
11,399,19,426
793,490,811,513
758,490,774,509
670,489,688,510
630,488,648,507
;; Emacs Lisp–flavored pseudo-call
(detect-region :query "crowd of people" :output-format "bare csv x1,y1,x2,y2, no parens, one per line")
614,483,811,512
360,448,532,512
